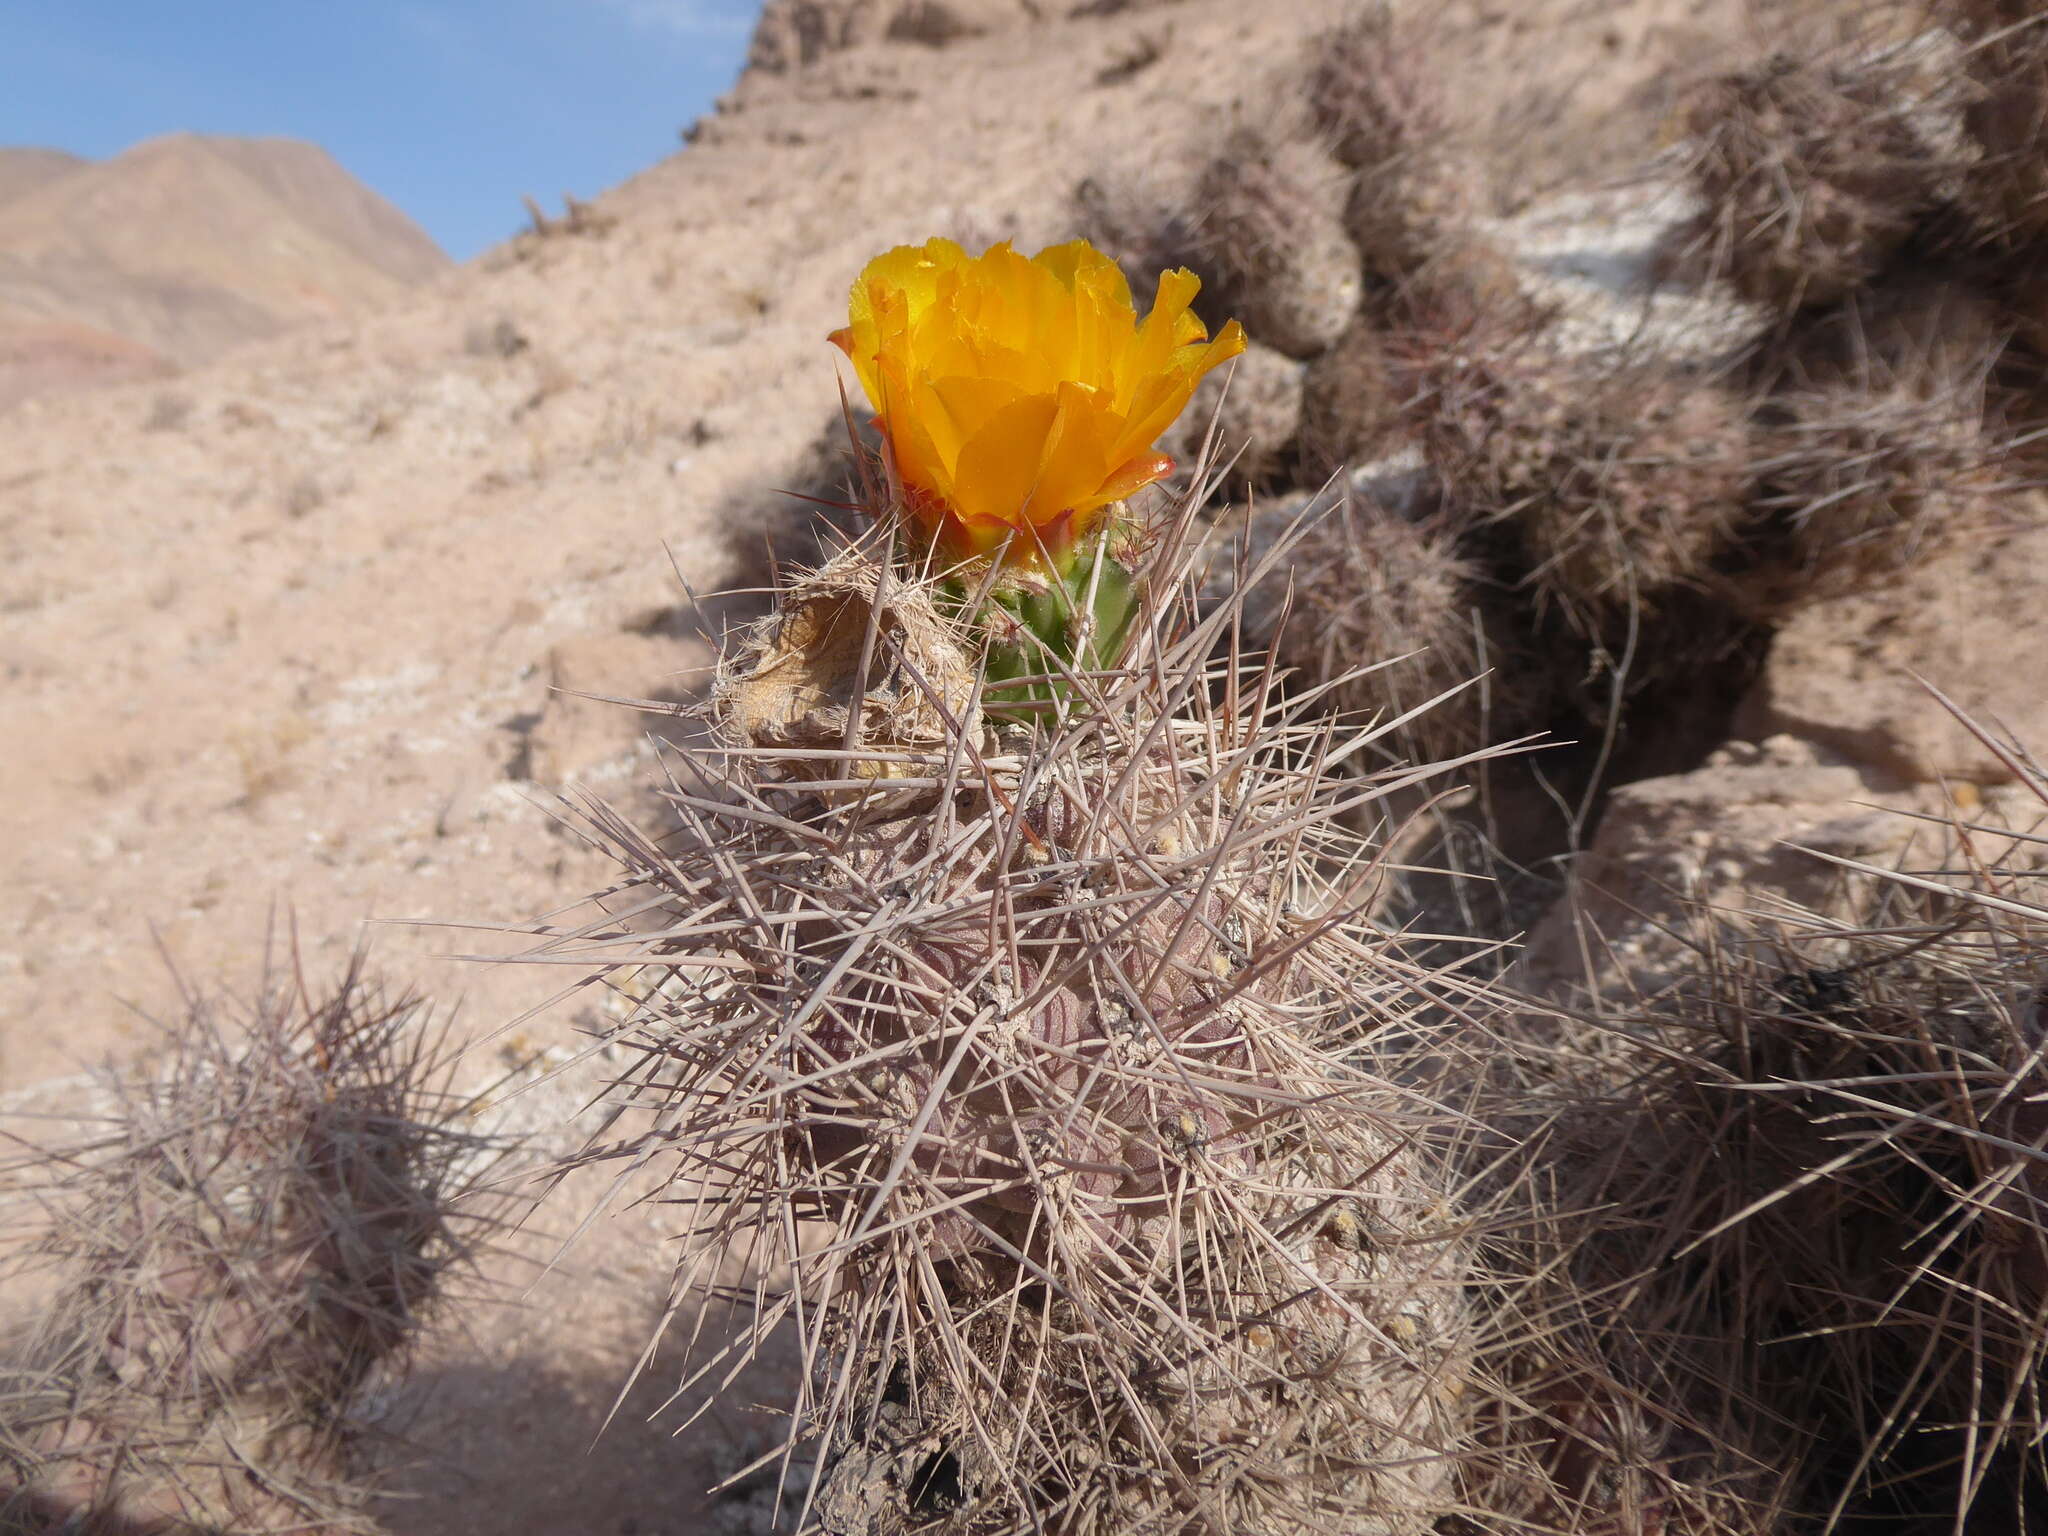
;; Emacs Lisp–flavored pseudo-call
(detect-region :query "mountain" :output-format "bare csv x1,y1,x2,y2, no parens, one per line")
0,133,449,407
0,147,86,209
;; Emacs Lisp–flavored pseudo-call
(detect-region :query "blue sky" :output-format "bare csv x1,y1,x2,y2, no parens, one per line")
2,0,763,260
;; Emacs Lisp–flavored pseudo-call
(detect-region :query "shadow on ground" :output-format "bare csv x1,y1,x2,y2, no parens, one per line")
373,1301,805,1536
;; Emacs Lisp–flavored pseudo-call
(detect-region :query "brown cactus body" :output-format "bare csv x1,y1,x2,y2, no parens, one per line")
540,524,1491,1534
1197,135,1362,361
1422,355,1753,633
1669,47,1963,313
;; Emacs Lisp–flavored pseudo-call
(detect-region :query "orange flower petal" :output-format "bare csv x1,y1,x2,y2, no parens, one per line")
1025,380,1118,528
879,357,952,504
926,373,1028,472
1118,320,1247,458
830,239,1243,569
953,392,1061,528
1097,452,1175,506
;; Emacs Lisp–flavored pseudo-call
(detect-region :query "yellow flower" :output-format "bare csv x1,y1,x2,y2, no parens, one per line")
830,237,1246,567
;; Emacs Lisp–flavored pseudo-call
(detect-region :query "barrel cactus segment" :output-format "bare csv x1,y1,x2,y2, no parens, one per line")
574,551,1490,1533
520,236,1517,1534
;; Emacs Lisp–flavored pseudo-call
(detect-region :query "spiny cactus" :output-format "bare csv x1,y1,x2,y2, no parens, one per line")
0,954,503,1534
516,230,1509,1530
1071,169,1204,316
1303,2,1445,177
1420,351,1754,636
1473,750,2048,1532
537,511,1495,1534
1948,7,2048,252
1273,494,1542,766
1195,131,1363,360
1158,338,1306,502
1748,267,2010,392
1305,6,1485,286
1296,315,1401,482
1745,371,2005,608
1666,42,1967,314
1340,154,1486,296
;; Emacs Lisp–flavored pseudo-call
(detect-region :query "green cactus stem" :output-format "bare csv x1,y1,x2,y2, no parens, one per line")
944,533,1139,717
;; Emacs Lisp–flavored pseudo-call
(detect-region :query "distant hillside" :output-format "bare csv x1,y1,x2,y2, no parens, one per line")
0,133,449,408
0,147,86,209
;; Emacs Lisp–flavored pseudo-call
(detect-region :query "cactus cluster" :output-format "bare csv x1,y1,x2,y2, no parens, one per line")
1951,4,2048,252
1157,339,1306,502
1059,2,2048,835
1307,4,1482,286
1420,352,1754,635
1194,133,1362,363
1747,371,2003,607
1295,316,1398,482
44,8,2048,1530
463,7,2048,1532
1070,6,1523,520
1656,7,2048,623
1271,496,1537,765
522,503,2048,1533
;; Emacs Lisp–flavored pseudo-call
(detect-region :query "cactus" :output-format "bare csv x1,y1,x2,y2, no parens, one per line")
1302,3,1444,177
1341,161,1485,293
1563,886,2048,1528
1947,8,2048,252
1744,373,2003,609
549,520,1496,1533
1666,44,1964,314
1420,352,1754,635
0,954,501,1534
1296,315,1399,481
1455,731,2048,1533
1195,132,1363,361
1274,494,1542,765
510,236,1521,1534
1303,5,1484,286
1157,338,1305,501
